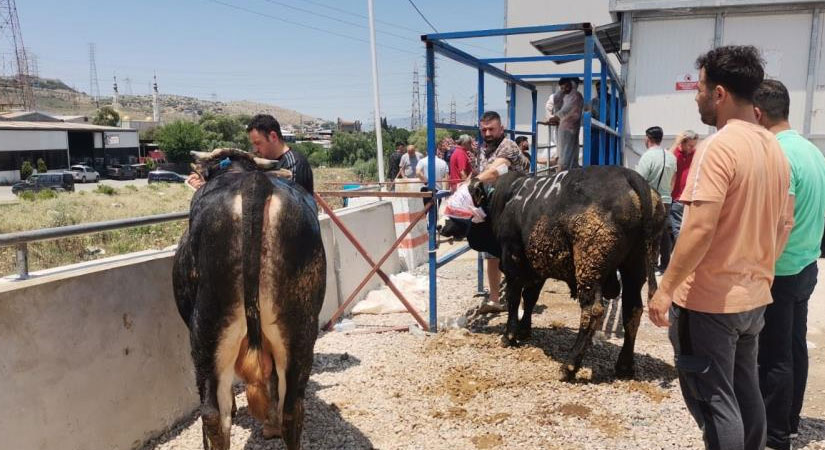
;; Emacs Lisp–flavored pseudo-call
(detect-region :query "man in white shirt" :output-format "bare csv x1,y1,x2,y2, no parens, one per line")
416,153,449,190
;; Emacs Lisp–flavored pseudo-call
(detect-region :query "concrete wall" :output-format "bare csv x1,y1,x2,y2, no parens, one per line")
0,129,68,151
0,251,198,450
0,200,402,449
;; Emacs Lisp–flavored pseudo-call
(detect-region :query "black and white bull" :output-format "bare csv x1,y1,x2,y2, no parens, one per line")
173,148,326,450
443,166,665,380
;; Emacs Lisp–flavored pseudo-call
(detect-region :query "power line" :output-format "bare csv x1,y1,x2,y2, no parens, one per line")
406,0,437,33
203,0,418,55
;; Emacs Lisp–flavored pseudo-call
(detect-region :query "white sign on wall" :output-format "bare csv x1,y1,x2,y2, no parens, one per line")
105,135,120,146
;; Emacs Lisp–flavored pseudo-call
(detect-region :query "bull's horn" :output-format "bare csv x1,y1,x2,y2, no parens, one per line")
252,157,281,169
190,150,215,160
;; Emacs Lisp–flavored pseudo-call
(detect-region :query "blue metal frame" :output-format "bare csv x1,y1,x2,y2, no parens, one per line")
421,23,626,331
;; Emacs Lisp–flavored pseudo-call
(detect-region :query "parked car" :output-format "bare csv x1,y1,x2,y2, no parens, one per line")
148,170,187,184
130,163,149,178
107,164,136,180
69,165,100,183
12,172,75,195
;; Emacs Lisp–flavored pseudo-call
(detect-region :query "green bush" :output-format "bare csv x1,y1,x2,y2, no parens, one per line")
36,189,58,200
307,150,329,167
36,158,47,174
124,185,138,192
20,161,33,179
18,191,35,201
95,185,118,196
352,159,378,181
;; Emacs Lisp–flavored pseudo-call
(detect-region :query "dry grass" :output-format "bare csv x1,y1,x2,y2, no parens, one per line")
1,168,356,277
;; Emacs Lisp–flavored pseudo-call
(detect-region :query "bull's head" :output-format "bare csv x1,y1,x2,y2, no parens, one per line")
190,148,292,182
467,177,488,208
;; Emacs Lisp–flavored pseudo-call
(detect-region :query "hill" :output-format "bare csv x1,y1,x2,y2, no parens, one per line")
0,76,323,126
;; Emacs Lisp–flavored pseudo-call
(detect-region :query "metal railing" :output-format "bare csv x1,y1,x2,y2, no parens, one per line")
0,211,189,280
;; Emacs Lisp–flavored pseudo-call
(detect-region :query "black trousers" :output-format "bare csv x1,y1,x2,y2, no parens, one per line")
659,203,673,270
758,261,818,450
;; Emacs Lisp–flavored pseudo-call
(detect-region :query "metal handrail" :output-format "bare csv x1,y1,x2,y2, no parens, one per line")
1,211,189,280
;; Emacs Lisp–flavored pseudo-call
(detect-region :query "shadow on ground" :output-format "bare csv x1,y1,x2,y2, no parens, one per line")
141,352,374,450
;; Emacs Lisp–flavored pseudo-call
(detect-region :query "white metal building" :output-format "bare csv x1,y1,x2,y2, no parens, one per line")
0,121,139,183
505,0,825,166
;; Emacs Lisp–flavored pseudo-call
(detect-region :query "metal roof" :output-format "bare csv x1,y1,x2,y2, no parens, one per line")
610,0,825,12
0,121,136,132
531,22,622,60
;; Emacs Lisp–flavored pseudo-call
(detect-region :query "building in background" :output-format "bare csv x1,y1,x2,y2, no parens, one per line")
505,0,825,166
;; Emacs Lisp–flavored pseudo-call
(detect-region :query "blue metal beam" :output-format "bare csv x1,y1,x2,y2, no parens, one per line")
505,129,535,136
426,42,438,332
435,122,478,132
514,72,602,80
531,89,538,174
429,39,536,91
436,245,472,269
582,34,593,167
590,118,620,137
422,23,589,41
592,37,625,97
508,83,516,140
479,54,585,64
598,67,607,165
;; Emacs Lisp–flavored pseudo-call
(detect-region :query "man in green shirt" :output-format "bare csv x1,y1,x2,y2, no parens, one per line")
754,79,825,450
635,126,677,273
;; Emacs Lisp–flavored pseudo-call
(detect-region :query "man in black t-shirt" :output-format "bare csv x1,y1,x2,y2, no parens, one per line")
186,114,314,194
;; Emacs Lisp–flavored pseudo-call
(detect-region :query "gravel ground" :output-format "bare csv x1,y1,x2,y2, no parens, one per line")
142,248,825,450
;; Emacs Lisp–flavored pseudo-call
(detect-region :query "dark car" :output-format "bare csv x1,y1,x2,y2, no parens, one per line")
107,164,136,180
130,163,150,178
12,172,75,195
148,170,187,184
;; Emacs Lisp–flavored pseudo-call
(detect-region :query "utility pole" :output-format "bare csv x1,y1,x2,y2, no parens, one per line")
450,96,456,124
152,73,160,123
112,74,119,110
88,43,100,107
411,63,422,129
366,0,385,184
0,0,35,110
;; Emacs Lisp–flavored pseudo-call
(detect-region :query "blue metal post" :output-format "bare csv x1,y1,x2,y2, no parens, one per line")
609,80,618,165
598,61,607,165
582,34,593,167
476,67,485,294
531,89,538,174
426,43,438,332
508,83,516,141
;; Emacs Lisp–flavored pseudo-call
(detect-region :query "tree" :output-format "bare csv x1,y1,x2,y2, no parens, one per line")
36,158,47,174
20,161,33,179
198,113,251,151
407,128,451,154
154,120,205,163
92,106,120,127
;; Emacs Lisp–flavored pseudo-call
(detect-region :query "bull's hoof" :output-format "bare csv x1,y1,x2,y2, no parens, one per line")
558,364,578,382
500,334,517,348
231,398,237,418
614,362,635,379
262,422,282,439
515,326,531,342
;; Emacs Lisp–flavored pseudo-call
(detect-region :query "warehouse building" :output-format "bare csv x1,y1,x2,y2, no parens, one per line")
0,121,139,183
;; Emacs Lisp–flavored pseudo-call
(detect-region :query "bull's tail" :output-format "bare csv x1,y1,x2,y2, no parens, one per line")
624,171,659,299
235,171,274,421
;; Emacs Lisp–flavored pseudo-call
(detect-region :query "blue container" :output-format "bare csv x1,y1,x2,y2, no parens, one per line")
342,184,361,207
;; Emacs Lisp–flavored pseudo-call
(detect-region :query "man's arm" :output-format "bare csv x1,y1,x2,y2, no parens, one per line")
648,199,724,327
776,195,795,256
476,157,510,184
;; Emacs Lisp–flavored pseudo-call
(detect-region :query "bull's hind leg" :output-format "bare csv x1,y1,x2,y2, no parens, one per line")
281,342,314,450
615,257,646,378
515,281,543,342
192,328,241,450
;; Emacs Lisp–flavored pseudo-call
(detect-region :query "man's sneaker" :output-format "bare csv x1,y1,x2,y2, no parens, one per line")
790,432,799,439
477,299,507,314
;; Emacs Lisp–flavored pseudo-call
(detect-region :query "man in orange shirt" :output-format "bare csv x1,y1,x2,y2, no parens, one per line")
648,46,793,450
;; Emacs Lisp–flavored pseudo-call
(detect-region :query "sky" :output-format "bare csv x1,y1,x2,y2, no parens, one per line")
10,0,513,125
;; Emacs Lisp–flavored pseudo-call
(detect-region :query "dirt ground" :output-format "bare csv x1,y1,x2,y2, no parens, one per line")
143,245,825,450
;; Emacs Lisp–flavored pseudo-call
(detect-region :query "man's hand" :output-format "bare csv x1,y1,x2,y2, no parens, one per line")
548,116,560,126
648,289,672,328
186,173,205,190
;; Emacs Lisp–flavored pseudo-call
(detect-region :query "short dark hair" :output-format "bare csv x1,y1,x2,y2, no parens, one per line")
754,79,790,123
246,114,283,140
695,45,765,102
480,111,501,123
645,126,663,144
515,136,528,145
395,141,406,148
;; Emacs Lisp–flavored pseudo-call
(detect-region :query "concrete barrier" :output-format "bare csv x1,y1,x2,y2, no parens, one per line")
0,251,198,450
0,199,400,448
391,181,429,271
321,200,401,316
